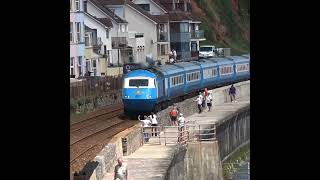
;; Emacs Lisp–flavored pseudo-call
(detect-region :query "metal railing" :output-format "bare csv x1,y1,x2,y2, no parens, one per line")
191,30,205,39
187,123,217,142
141,122,217,145
142,126,161,145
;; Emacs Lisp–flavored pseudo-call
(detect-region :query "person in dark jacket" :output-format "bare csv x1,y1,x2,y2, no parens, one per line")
229,85,236,102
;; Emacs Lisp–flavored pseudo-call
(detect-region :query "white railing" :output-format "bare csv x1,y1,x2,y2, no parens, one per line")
141,122,217,145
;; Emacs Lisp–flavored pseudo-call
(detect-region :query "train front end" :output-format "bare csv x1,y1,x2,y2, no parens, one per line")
122,70,158,116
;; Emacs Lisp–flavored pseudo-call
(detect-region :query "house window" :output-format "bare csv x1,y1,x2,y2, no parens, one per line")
180,23,189,32
70,22,73,42
78,56,82,76
159,24,167,33
138,4,150,11
121,25,126,32
70,57,75,75
75,0,80,11
85,32,92,47
160,44,166,55
106,29,109,38
70,0,73,11
83,0,87,12
86,59,91,73
76,22,81,42
92,59,97,76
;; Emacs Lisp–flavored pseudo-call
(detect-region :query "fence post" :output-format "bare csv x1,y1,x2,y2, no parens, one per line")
198,125,201,142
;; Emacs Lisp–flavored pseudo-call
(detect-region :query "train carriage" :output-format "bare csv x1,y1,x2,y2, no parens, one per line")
122,54,250,116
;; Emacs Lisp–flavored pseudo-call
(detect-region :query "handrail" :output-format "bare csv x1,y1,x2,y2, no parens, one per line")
142,122,217,145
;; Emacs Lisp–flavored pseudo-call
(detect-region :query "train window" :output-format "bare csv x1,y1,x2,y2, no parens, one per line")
220,66,233,75
129,79,148,87
236,63,249,72
186,71,200,82
170,75,184,87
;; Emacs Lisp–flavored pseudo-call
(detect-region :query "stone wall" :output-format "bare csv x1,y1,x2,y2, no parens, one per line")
71,90,122,114
88,124,143,180
216,105,250,161
165,142,223,180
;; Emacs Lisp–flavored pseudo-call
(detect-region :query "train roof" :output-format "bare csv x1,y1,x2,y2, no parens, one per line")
241,54,250,59
227,56,250,63
172,62,201,71
190,59,218,68
125,69,157,78
207,57,234,65
152,64,185,76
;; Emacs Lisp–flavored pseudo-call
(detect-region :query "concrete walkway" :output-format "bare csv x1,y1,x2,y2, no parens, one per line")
187,97,250,125
105,127,179,180
105,97,250,180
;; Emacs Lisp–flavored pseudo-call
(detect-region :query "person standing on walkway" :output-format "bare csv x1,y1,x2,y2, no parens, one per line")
202,91,207,111
194,95,203,113
138,115,151,142
229,84,236,102
169,106,178,126
114,158,128,180
206,92,213,111
178,113,185,142
150,112,158,136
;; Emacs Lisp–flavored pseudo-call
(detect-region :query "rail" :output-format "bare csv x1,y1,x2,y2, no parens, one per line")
141,122,217,145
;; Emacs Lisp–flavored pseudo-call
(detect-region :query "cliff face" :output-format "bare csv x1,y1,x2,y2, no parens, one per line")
192,0,250,55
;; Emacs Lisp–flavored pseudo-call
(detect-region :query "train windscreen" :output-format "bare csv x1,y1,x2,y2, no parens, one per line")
129,79,148,87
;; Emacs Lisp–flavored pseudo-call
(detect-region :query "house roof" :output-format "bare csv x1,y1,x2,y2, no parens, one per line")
97,18,113,28
85,12,113,28
168,12,201,22
152,14,169,23
132,0,168,13
98,0,169,24
89,0,128,23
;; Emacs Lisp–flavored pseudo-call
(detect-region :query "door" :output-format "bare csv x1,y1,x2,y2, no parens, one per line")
164,78,168,97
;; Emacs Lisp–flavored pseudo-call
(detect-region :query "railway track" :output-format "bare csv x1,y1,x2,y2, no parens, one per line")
70,104,139,173
70,103,123,132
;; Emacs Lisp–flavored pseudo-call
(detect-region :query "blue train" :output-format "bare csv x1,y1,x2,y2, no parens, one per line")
122,55,250,116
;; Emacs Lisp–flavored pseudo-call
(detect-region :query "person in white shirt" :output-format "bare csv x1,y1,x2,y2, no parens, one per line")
206,93,213,112
114,158,127,180
138,115,151,142
172,49,177,61
150,112,158,136
194,94,203,113
178,113,185,142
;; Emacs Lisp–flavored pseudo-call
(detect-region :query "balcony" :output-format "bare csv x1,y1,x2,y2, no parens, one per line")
93,37,103,53
158,32,169,42
170,32,191,43
112,37,128,49
191,30,205,39
176,51,191,61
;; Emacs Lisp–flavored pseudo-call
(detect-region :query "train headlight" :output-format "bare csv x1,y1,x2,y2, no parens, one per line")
124,95,130,99
147,95,152,99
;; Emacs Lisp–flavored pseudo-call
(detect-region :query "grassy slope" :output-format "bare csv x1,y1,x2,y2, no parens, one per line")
193,0,250,55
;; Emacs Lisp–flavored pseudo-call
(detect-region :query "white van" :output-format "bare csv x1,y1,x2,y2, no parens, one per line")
199,45,216,58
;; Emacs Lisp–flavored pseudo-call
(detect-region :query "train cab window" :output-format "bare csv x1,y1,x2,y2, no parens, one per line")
129,79,148,87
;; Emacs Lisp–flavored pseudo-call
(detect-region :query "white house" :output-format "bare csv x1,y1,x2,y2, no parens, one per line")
70,0,86,77
84,12,113,76
86,0,130,68
97,0,171,65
